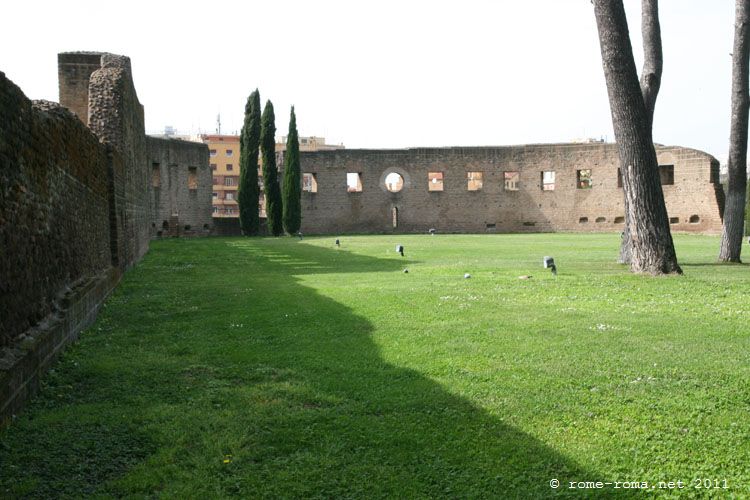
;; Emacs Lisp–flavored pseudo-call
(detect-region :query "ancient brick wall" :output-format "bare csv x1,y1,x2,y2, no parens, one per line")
57,52,102,126
0,72,114,347
212,217,243,236
298,143,724,235
2,52,153,423
85,54,149,267
147,137,212,237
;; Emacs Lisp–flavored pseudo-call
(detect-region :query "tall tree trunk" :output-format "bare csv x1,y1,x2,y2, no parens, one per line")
594,0,682,275
719,0,750,263
620,0,662,265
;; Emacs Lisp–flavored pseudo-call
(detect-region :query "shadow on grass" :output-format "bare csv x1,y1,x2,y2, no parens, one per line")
0,238,625,498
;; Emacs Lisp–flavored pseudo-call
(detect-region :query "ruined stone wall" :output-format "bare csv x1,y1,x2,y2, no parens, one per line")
2,52,152,423
298,143,724,235
85,54,149,267
146,136,212,237
0,72,114,346
57,52,102,126
0,72,123,420
212,217,242,236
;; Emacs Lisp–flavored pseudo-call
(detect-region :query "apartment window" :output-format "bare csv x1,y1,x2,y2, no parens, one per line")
188,167,198,190
504,171,519,191
225,176,236,186
226,164,234,171
347,172,363,192
303,173,318,193
226,149,234,156
210,163,217,171
659,165,675,185
541,171,555,191
226,207,235,215
151,163,160,188
209,149,217,157
212,192,218,199
577,169,592,189
212,206,219,214
428,172,444,191
467,171,483,191
385,172,404,192
225,191,235,201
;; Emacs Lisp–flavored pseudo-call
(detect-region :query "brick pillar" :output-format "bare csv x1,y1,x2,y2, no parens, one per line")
57,52,103,126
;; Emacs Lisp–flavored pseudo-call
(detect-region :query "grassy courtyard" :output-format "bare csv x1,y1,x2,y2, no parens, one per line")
1,233,749,498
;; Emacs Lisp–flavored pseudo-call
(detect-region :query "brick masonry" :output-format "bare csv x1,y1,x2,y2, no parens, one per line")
147,136,212,237
298,143,724,235
1,51,157,424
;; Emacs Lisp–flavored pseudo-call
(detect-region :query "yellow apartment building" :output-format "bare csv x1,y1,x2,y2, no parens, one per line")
204,134,343,219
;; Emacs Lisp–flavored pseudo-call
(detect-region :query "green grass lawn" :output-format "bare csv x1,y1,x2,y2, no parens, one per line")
1,233,749,498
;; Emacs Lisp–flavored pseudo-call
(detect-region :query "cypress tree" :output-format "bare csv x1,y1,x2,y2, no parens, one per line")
261,100,283,236
238,89,261,235
282,106,302,235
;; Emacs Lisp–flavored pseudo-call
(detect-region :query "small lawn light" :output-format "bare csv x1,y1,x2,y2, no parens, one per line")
396,244,404,256
543,256,557,276
429,228,437,235
335,238,340,247
297,231,303,240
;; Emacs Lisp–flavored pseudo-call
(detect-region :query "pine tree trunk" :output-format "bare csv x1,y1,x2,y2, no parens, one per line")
594,0,681,275
719,0,750,263
620,0,662,264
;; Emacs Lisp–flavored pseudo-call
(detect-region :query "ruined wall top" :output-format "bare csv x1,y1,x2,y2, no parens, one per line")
57,52,135,129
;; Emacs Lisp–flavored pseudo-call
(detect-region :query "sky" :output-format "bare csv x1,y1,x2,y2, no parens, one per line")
0,1,735,161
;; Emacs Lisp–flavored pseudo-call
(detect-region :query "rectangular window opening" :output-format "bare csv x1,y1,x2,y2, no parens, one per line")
209,149,217,157
226,164,234,171
467,171,483,191
303,173,318,193
226,149,233,156
428,172,444,192
659,165,674,185
225,176,236,187
347,172,363,192
541,170,555,191
504,171,519,191
151,163,160,188
577,169,592,189
188,167,198,190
